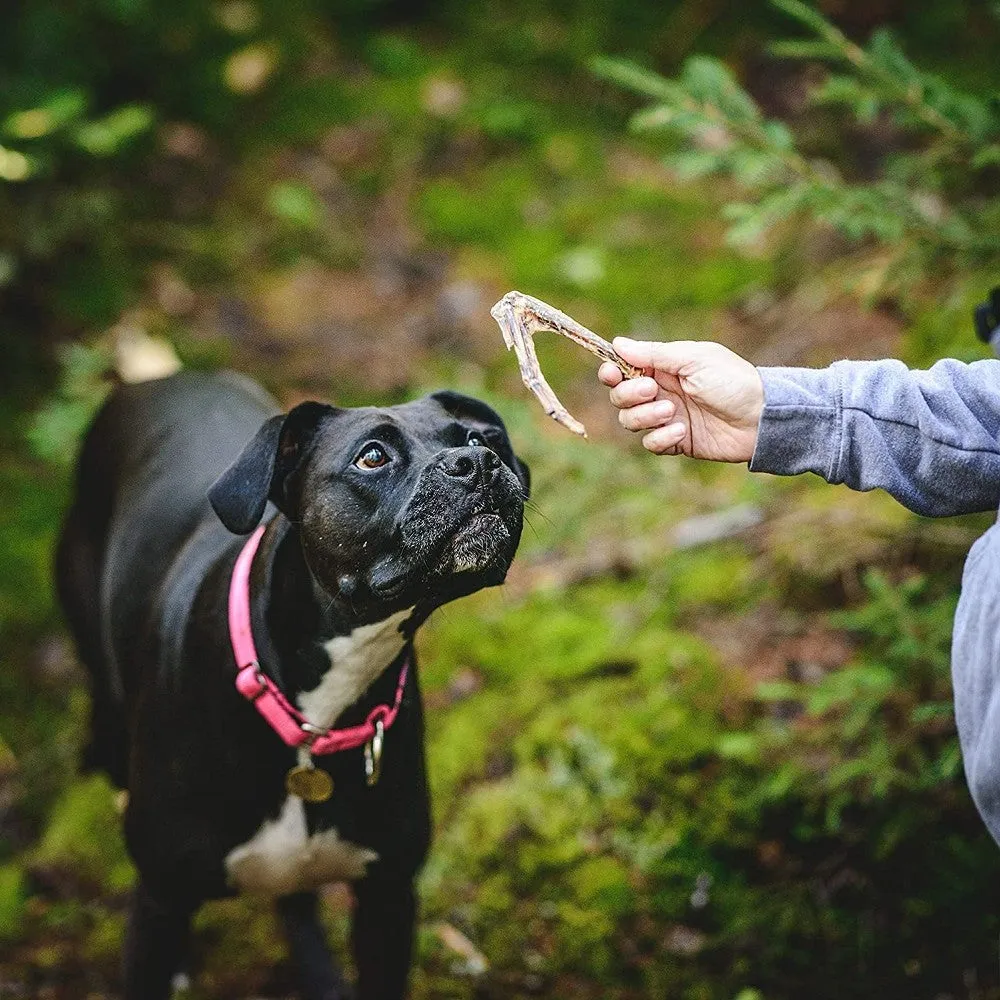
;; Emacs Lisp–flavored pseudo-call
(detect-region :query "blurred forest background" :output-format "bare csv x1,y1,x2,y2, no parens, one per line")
3,0,1000,997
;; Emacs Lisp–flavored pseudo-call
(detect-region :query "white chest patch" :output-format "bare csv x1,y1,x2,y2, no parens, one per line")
298,607,414,730
225,609,412,895
225,796,378,896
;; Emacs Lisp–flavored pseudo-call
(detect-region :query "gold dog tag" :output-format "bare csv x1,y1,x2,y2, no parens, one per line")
285,763,333,803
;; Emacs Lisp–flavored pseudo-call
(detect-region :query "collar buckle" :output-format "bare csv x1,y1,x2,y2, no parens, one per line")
235,661,267,701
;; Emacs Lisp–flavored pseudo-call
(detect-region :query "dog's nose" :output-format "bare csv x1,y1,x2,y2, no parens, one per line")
438,446,502,490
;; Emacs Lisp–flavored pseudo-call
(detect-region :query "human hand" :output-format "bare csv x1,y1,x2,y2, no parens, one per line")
598,338,764,462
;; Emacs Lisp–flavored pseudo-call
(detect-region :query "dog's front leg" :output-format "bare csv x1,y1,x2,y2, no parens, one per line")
277,891,354,1000
351,873,417,1000
123,880,196,1000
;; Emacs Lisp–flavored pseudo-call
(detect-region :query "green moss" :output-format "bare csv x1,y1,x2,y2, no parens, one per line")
80,906,127,966
425,689,519,819
569,855,635,918
194,898,289,995
0,864,26,941
33,775,134,893
0,455,66,634
665,545,761,613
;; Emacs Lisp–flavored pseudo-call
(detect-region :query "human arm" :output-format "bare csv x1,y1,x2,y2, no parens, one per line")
751,357,1000,516
599,339,1000,517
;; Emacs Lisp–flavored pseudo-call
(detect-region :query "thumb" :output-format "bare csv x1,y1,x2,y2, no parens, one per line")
613,337,707,375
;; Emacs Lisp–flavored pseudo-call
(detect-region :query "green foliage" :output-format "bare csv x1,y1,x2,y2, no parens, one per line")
420,529,1000,998
0,0,370,336
771,0,993,144
27,341,111,466
266,180,323,229
32,775,134,892
594,0,1000,290
0,865,26,941
750,570,961,833
0,458,63,634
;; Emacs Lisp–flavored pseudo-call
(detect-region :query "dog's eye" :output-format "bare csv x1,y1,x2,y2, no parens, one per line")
355,444,390,470
467,431,486,448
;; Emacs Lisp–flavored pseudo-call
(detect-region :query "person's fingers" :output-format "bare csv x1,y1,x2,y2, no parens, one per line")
597,361,623,387
618,399,675,433
642,422,687,454
608,375,659,409
613,337,709,374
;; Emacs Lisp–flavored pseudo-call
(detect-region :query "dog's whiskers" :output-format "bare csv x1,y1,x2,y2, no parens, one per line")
523,499,550,527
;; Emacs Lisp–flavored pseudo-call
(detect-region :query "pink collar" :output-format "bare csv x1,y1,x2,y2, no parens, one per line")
228,523,409,755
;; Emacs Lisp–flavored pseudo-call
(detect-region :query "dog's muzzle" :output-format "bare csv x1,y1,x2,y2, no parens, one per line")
369,446,525,600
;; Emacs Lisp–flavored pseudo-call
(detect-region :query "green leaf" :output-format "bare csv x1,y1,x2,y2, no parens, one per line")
365,32,428,78
0,145,33,182
723,183,813,245
98,0,149,22
722,203,773,247
814,75,881,118
805,664,895,716
761,120,795,151
910,701,953,724
3,89,87,140
715,733,760,762
755,680,801,702
867,29,920,87
728,148,784,186
934,740,963,781
28,342,112,465
73,104,154,157
266,181,322,228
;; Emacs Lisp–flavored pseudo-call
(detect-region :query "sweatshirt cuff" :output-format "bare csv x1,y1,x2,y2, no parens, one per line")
748,366,844,482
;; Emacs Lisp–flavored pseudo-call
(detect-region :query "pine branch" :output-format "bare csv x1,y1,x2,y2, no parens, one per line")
771,0,985,146
594,54,814,184
593,1,995,279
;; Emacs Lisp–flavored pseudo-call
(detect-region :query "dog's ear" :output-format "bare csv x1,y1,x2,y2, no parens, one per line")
429,390,530,496
209,402,332,534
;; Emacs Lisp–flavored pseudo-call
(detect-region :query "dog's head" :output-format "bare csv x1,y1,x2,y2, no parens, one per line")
209,390,529,620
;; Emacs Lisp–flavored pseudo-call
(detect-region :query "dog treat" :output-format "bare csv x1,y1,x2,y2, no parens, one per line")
491,290,642,437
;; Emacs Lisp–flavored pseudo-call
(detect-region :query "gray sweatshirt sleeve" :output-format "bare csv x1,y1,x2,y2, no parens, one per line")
749,358,1000,516
750,356,1000,847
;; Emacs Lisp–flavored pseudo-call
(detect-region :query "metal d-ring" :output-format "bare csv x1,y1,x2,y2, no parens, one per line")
364,718,384,787
300,721,325,748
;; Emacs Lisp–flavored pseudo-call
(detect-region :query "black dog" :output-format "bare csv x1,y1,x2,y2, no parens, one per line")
55,369,528,1000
